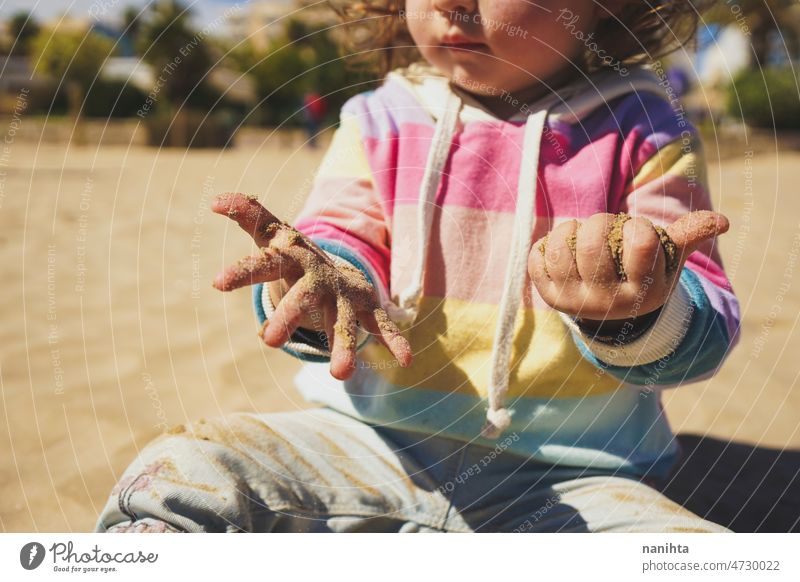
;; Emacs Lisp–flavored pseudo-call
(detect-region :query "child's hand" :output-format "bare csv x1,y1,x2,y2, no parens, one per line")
211,193,413,380
529,211,729,321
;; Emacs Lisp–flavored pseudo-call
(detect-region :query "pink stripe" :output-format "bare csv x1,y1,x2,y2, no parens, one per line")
622,172,729,276
295,177,392,291
364,123,623,218
685,252,732,291
299,225,390,291
623,172,715,218
296,176,390,229
390,204,577,307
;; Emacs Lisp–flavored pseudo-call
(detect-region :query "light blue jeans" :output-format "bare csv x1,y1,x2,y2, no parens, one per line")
95,408,728,533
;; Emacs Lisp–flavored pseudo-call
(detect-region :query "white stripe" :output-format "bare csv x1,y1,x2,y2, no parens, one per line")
560,277,694,367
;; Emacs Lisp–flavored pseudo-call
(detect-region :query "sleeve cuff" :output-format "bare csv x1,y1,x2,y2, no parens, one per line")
561,273,695,367
259,251,372,361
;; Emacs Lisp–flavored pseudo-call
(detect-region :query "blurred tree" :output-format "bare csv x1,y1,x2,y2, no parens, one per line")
122,5,143,40
120,5,143,56
248,35,314,125
706,0,798,65
30,27,114,123
135,0,213,109
84,80,148,118
727,66,800,129
230,16,379,127
8,11,40,56
135,0,242,146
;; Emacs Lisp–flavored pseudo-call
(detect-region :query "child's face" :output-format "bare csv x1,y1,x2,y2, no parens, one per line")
405,0,604,96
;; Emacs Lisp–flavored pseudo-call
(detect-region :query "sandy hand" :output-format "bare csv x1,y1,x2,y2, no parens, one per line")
529,211,729,320
211,193,413,380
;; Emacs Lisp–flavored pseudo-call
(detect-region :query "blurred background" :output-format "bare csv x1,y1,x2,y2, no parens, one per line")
1,0,799,532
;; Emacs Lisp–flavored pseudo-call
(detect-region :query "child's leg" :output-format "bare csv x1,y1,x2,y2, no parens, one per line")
438,442,729,532
95,408,461,533
480,474,730,533
105,518,182,533
542,475,731,533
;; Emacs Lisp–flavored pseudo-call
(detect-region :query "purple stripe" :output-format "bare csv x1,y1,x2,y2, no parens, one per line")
342,79,434,140
696,271,741,342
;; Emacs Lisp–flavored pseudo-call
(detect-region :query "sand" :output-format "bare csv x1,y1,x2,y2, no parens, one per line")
607,212,631,278
1,130,799,532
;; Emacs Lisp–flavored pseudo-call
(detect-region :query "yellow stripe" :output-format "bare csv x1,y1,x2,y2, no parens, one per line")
316,115,373,180
628,136,708,193
361,297,623,398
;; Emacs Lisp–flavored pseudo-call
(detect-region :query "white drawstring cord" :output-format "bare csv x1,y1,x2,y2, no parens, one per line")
382,82,549,439
482,108,549,438
384,90,463,324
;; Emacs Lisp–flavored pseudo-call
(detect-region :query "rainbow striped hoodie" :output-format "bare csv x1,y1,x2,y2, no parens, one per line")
253,63,740,478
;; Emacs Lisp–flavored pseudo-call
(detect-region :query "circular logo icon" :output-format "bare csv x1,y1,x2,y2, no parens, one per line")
20,542,46,570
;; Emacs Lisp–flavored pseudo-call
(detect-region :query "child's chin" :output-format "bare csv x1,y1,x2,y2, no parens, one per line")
448,68,502,95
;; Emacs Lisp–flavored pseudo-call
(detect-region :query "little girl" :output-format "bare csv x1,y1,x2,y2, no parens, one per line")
97,0,739,533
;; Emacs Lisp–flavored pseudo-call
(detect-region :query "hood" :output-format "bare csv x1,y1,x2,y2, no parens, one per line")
381,62,666,438
389,61,665,123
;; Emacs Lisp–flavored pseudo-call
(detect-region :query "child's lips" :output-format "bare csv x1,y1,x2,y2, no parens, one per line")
441,41,491,53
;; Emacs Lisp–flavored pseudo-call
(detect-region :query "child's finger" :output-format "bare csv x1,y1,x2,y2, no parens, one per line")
260,280,315,348
666,211,729,256
322,303,337,351
529,236,562,307
212,248,292,292
621,217,665,286
529,235,551,282
329,297,358,380
361,308,413,368
211,192,281,247
576,213,619,284
321,302,336,358
543,220,580,285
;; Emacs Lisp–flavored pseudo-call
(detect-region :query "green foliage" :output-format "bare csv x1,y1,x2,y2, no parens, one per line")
705,0,795,22
142,109,236,148
230,18,381,127
25,84,69,116
727,66,800,130
130,0,244,146
135,0,213,108
246,38,314,125
8,11,40,55
121,5,143,41
84,80,148,118
30,28,114,91
24,80,149,119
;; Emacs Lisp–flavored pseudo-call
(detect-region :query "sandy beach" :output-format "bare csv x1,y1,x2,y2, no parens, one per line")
1,125,799,532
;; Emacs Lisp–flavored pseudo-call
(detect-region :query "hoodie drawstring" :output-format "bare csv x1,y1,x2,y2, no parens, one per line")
385,90,464,324
481,108,549,438
384,87,550,439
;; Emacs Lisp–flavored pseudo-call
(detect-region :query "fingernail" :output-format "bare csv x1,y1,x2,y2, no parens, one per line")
211,194,229,211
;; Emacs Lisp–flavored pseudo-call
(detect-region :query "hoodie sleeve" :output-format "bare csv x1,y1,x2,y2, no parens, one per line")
566,98,740,386
252,100,391,362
